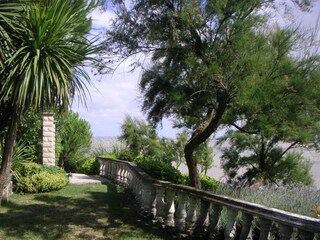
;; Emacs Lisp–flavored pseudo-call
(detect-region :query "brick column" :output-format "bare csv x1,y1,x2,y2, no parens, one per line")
42,112,55,166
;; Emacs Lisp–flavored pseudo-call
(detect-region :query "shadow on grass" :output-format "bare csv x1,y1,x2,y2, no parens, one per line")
0,183,182,240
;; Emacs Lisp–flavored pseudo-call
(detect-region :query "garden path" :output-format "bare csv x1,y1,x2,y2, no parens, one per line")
68,173,109,185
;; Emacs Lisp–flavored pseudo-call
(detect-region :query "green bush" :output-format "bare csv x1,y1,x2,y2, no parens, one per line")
118,149,138,161
199,174,221,192
80,158,100,175
13,161,68,193
180,174,221,191
134,155,184,184
64,157,84,173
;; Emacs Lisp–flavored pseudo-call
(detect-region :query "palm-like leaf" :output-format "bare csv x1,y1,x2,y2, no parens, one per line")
1,0,96,110
0,1,22,69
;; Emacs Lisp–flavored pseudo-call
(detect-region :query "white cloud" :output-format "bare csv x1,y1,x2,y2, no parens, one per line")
89,8,115,31
72,61,144,137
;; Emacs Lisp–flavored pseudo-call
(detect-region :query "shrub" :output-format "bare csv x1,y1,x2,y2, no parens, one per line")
180,174,221,191
134,155,184,184
56,111,92,169
117,149,137,162
13,161,68,193
80,158,100,175
199,174,221,192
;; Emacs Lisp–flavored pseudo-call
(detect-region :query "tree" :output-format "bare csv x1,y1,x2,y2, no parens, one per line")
217,26,320,186
218,131,313,186
56,111,92,171
119,115,165,160
0,0,98,203
119,116,214,176
166,130,213,173
105,0,315,188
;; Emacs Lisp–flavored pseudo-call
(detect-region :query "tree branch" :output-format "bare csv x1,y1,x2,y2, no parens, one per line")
230,123,259,134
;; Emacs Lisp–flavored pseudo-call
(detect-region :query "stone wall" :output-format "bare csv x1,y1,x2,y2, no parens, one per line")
42,112,55,166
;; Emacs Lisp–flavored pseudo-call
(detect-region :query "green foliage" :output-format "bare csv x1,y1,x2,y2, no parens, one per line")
180,174,221,192
16,109,42,162
219,131,313,186
119,115,165,160
0,0,99,201
90,144,113,158
119,117,214,173
106,0,320,188
199,175,221,192
117,149,137,162
195,141,214,175
12,161,68,193
1,0,97,111
133,156,184,184
56,111,92,172
80,158,100,175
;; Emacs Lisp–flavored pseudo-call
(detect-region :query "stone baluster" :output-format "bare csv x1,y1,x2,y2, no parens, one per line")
194,199,210,236
128,169,133,186
150,188,158,218
175,192,188,232
109,162,114,180
112,163,117,179
298,230,314,240
116,165,122,182
224,208,238,240
258,218,272,240
99,162,105,176
106,162,111,178
186,196,198,235
122,168,128,185
107,162,112,178
279,224,293,240
134,178,141,203
165,189,176,227
143,183,155,215
239,212,253,240
112,162,118,179
118,166,124,183
155,186,165,220
138,179,144,204
102,163,106,176
137,179,146,213
125,167,130,185
130,174,136,193
208,204,223,240
141,183,148,213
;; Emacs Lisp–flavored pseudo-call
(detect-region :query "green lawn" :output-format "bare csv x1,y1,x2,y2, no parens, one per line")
0,183,179,240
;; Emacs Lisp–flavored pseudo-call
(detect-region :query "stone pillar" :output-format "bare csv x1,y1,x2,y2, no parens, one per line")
42,112,55,166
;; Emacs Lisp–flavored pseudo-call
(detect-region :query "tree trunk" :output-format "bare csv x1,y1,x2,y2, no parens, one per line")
184,89,229,189
0,108,19,204
185,142,201,188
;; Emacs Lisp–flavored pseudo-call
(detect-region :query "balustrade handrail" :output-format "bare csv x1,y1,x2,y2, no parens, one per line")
97,157,320,238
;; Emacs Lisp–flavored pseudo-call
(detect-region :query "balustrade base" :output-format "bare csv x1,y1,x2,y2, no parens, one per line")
98,157,320,240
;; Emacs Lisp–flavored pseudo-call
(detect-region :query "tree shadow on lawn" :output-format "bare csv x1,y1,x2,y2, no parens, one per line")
0,183,181,240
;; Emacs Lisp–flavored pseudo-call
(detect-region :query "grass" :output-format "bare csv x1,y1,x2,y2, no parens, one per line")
0,183,179,240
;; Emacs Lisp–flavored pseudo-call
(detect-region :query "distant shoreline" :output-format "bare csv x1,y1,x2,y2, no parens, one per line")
92,137,320,189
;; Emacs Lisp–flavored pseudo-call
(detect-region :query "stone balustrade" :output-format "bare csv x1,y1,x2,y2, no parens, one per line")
97,157,320,239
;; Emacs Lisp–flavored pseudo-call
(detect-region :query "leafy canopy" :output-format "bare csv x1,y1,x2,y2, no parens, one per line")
105,0,317,188
0,0,98,111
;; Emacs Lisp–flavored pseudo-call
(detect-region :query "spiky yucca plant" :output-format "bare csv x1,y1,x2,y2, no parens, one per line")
0,0,98,203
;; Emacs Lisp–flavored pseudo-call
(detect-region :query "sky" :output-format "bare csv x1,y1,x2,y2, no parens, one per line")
71,1,320,138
